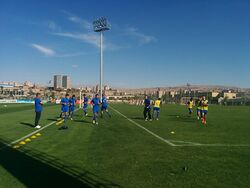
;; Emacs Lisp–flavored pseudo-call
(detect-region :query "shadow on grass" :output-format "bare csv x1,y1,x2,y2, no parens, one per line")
168,114,197,123
74,120,92,124
130,117,144,120
20,122,34,127
0,138,121,188
47,118,58,121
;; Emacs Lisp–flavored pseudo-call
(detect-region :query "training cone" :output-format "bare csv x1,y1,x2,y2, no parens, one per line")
13,145,20,149
36,133,41,136
31,135,37,139
19,141,26,145
25,138,31,142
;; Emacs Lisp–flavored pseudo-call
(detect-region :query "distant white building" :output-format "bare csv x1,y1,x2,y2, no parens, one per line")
54,75,70,89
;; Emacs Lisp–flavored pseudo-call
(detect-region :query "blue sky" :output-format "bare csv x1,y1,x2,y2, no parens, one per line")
0,0,249,88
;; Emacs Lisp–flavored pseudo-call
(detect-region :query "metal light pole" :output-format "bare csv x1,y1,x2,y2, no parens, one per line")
100,31,103,101
93,17,111,101
79,88,82,109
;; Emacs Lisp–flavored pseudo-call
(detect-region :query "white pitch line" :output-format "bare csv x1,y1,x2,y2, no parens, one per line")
0,108,80,150
169,140,202,146
110,106,250,148
175,143,250,147
10,120,56,146
110,106,176,146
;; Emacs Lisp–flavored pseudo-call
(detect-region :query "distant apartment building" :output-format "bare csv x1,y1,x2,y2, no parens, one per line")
62,75,70,89
54,75,70,89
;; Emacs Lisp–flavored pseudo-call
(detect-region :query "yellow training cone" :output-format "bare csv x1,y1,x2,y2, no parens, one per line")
56,120,64,126
19,141,26,145
25,138,31,142
31,135,37,139
13,145,20,149
36,133,41,136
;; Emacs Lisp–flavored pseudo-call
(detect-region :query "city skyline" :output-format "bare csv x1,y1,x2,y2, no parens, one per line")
0,0,250,88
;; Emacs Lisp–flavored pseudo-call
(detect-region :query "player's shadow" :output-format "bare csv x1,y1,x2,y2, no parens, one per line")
0,137,121,188
20,122,34,127
74,120,92,124
47,118,58,121
130,117,145,120
168,115,197,123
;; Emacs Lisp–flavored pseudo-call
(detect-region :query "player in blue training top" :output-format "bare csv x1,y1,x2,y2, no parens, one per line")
59,94,70,130
144,95,152,121
91,94,101,125
101,94,111,118
34,93,43,129
83,94,89,116
69,94,76,120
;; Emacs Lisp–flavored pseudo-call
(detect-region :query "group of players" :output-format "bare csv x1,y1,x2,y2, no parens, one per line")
143,95,162,121
59,93,111,129
34,93,111,130
142,95,209,125
34,93,208,130
187,96,209,125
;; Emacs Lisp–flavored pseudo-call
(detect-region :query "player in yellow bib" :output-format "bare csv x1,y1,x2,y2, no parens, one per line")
153,98,161,120
201,96,209,125
187,98,193,115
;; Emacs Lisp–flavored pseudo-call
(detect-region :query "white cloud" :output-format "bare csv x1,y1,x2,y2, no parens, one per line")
71,64,78,68
31,43,55,56
61,10,92,30
68,16,92,30
53,32,122,51
53,32,100,48
47,21,61,31
126,27,157,44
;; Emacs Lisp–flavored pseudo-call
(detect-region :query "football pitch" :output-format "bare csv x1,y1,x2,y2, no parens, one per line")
0,103,250,188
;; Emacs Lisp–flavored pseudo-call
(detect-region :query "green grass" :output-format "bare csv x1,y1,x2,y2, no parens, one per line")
0,103,250,187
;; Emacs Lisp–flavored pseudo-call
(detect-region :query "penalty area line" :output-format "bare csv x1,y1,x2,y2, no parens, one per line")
174,143,250,147
110,106,176,147
109,107,250,148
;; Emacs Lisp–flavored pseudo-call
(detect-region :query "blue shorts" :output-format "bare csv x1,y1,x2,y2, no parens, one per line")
69,106,74,112
188,108,193,113
101,106,108,111
153,107,160,112
202,110,208,115
83,104,88,109
93,107,99,114
61,108,68,113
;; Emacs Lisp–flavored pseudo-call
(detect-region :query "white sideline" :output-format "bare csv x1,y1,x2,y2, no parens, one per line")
0,108,80,150
10,121,56,146
110,106,176,146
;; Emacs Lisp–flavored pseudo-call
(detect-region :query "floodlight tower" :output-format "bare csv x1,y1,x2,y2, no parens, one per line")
93,17,111,101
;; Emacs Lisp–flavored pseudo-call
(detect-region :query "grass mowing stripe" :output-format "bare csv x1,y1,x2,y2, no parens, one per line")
110,106,176,147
